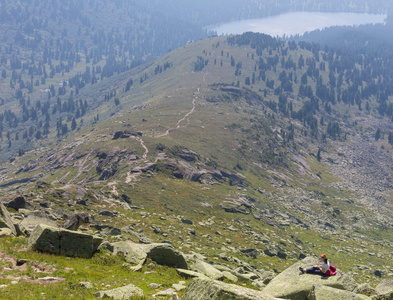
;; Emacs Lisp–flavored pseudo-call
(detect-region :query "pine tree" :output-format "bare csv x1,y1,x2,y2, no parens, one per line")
375,128,381,141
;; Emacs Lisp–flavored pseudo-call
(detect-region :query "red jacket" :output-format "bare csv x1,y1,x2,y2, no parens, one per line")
323,265,337,277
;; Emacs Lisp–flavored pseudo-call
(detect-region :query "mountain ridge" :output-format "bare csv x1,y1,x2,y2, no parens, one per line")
1,29,393,297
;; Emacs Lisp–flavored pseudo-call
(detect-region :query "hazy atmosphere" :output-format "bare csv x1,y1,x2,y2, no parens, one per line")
1,1,393,299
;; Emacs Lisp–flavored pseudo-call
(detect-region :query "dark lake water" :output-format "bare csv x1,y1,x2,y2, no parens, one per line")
212,12,386,37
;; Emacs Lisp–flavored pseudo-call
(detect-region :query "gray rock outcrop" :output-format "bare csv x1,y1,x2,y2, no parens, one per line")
0,203,17,236
141,243,188,269
94,283,145,299
182,277,279,300
20,211,58,234
263,257,358,300
190,260,224,280
103,241,147,266
29,224,99,258
308,284,370,300
4,196,26,210
375,278,393,294
62,212,89,231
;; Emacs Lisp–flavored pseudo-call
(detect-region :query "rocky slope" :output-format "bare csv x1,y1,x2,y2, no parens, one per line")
1,32,393,298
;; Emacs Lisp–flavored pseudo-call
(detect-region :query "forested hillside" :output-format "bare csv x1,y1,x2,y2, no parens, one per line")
2,2,393,296
0,0,391,162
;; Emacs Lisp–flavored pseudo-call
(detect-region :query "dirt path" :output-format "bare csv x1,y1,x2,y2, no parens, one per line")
125,66,210,183
154,88,200,138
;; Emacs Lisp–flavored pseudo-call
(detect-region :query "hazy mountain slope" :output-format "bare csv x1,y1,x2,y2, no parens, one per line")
0,0,390,162
1,32,393,292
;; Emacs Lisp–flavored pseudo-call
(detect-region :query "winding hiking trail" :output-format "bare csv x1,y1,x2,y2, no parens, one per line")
125,69,209,183
154,88,200,138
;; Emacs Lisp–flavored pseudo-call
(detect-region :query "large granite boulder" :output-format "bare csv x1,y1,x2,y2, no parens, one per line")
0,203,17,236
375,278,393,295
176,268,210,279
94,283,145,299
190,260,224,280
308,284,371,300
104,241,147,266
182,277,280,300
29,224,99,258
20,211,58,234
141,243,188,269
62,212,89,231
4,196,26,210
263,257,358,300
373,279,393,300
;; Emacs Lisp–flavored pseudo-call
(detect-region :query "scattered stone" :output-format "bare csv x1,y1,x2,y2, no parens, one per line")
16,259,28,266
20,211,58,235
241,248,258,259
354,283,378,296
76,200,88,206
142,243,188,269
152,226,162,234
0,228,13,237
172,281,187,291
95,283,145,299
308,284,370,300
375,278,393,295
153,288,177,297
132,163,157,173
79,281,94,290
176,269,209,279
39,201,50,208
5,196,26,210
0,203,17,236
190,260,224,280
148,283,162,289
222,271,238,282
101,226,122,236
261,271,276,285
99,209,114,217
101,241,147,266
63,213,89,231
181,218,193,225
182,277,276,300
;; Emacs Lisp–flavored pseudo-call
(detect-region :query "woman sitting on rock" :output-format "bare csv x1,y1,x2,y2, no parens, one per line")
299,254,334,276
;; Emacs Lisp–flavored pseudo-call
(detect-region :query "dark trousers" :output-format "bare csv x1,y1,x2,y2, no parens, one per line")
306,266,323,275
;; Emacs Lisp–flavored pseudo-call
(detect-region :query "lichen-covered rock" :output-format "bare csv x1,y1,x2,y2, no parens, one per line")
222,271,238,283
20,211,58,234
141,243,188,269
94,283,145,299
0,203,17,236
182,277,280,300
372,291,393,300
375,278,393,294
29,224,97,258
4,196,26,210
62,213,89,231
176,268,210,279
373,279,393,300
308,284,371,300
107,241,147,266
0,228,14,237
263,257,358,300
190,260,224,280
